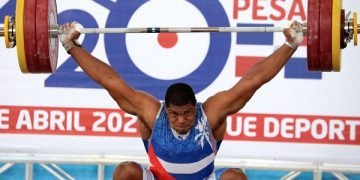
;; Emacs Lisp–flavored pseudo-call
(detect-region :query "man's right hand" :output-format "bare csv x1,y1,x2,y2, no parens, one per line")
59,22,83,53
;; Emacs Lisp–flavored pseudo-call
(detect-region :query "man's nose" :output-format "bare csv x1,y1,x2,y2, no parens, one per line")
177,115,187,124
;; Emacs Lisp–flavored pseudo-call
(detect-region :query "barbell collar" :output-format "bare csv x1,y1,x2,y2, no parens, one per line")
2,16,16,48
347,21,359,32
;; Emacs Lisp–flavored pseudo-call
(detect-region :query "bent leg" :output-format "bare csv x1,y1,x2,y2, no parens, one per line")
113,161,147,180
216,168,248,180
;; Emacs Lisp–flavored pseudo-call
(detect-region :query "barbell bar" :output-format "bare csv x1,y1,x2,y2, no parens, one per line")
62,26,299,34
0,0,359,73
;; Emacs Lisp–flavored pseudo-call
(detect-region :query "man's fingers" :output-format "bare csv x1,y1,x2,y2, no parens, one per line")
73,23,83,32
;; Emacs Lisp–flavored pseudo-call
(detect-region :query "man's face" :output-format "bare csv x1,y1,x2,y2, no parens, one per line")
165,103,197,135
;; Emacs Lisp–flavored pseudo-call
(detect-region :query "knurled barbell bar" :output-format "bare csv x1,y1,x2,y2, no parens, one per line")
0,0,359,73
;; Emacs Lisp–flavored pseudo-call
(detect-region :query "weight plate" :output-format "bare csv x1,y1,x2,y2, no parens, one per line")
15,0,28,73
332,0,341,71
4,16,10,48
319,0,333,71
307,0,321,71
35,0,58,73
24,0,39,72
354,12,358,46
340,9,346,49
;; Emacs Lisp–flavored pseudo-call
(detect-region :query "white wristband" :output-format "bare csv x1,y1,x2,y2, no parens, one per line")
62,40,82,54
285,41,298,50
62,41,75,53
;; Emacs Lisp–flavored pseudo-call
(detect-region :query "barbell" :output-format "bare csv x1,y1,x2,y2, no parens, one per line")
0,0,359,73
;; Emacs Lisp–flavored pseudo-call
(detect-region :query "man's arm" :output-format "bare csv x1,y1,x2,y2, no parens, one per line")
204,21,303,137
69,47,160,116
60,23,160,138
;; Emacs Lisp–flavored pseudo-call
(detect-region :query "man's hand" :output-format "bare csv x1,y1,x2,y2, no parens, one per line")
283,21,304,50
59,22,83,53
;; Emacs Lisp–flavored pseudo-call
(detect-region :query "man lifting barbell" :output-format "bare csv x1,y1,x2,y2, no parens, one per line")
58,20,303,180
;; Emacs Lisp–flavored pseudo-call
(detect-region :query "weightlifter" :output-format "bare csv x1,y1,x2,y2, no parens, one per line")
59,21,303,180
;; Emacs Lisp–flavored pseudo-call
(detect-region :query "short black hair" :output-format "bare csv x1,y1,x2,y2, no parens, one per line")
165,83,196,107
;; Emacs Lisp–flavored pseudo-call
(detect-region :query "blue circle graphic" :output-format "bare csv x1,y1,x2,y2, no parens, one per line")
105,0,231,99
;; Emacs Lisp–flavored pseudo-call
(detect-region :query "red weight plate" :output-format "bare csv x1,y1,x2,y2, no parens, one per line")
340,9,346,49
24,0,39,72
36,0,58,73
319,0,333,71
307,0,321,71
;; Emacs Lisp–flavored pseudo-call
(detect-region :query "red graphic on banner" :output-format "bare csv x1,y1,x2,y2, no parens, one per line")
1,105,359,145
158,33,178,49
225,113,360,145
0,105,140,137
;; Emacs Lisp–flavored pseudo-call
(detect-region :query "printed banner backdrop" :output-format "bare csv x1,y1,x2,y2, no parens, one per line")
0,0,360,165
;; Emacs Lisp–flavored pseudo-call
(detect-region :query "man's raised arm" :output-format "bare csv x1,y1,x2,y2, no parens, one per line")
204,21,304,130
59,22,160,126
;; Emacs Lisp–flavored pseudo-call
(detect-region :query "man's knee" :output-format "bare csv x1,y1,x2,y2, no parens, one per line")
220,168,248,180
113,161,143,180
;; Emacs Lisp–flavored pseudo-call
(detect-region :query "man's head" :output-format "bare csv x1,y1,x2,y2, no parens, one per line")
165,83,197,134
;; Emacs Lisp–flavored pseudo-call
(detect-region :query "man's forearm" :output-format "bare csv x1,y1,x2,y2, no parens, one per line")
244,43,296,85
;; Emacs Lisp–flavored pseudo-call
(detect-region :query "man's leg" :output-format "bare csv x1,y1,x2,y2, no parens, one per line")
215,168,247,180
113,161,155,180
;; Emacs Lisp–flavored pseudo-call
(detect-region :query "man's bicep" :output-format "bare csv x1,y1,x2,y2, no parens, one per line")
225,78,261,113
112,89,158,115
128,92,160,132
111,90,159,139
203,92,232,123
